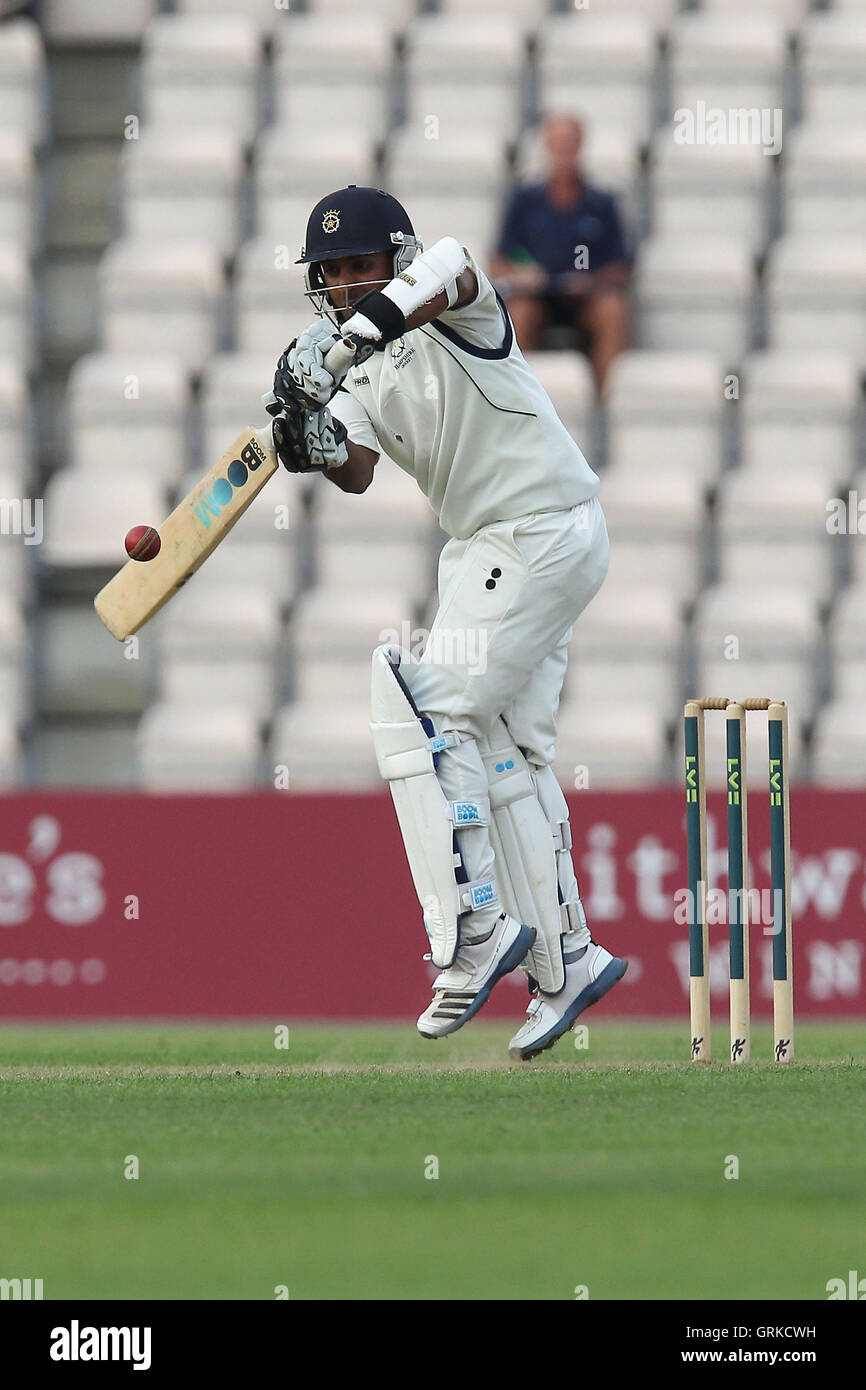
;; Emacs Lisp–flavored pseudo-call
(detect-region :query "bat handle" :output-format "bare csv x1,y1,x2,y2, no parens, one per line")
322,335,375,375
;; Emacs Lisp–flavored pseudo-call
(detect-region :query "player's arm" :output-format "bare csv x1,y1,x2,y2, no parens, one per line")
401,265,478,329
340,238,477,345
323,440,378,494
319,385,379,493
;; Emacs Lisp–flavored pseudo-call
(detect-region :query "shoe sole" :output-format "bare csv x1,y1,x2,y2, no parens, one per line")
509,957,629,1061
418,924,536,1040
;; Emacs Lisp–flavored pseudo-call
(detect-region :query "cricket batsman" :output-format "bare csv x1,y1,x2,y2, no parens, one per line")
265,185,627,1060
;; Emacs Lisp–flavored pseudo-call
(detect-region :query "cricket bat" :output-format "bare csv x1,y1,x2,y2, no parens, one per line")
94,338,359,641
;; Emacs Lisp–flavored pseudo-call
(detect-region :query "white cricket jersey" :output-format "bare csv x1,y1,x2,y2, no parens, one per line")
327,252,600,541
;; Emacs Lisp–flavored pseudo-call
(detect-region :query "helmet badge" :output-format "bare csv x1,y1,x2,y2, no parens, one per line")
322,209,341,234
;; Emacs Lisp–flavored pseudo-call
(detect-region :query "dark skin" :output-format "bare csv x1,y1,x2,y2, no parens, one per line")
317,250,478,494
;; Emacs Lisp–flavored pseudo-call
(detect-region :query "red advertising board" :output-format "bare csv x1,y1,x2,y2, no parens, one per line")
0,789,863,1019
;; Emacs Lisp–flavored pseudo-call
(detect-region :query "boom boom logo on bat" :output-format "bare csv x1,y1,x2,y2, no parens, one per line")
191,436,268,530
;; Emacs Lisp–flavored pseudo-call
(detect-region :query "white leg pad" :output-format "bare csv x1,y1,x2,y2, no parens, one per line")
532,763,591,948
370,645,498,969
479,720,566,995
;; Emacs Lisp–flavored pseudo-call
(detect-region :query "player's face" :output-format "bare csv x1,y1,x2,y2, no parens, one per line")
319,252,394,322
544,117,583,176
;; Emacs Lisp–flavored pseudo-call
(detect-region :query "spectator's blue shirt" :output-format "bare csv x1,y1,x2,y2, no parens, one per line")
496,181,628,276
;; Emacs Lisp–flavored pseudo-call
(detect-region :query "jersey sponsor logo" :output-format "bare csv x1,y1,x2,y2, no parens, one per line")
322,209,341,233
397,271,417,285
352,374,370,386
391,337,415,369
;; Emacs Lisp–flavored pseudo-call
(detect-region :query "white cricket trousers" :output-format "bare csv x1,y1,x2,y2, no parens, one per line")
402,499,610,936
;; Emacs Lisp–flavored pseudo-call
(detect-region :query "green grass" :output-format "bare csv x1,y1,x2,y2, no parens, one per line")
0,1021,863,1300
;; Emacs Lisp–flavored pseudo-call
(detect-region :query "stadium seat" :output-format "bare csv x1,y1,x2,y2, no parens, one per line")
392,195,501,263
175,0,284,34
0,243,34,366
739,351,859,485
633,236,754,365
0,713,19,786
696,0,810,33
137,702,263,790
536,13,656,146
0,466,33,605
121,131,246,257
438,0,549,21
668,12,788,119
140,16,263,142
800,12,866,127
254,128,377,242
42,466,168,568
311,472,436,603
811,700,866,787
552,702,672,788
233,236,311,360
98,239,224,371
523,351,595,450
175,530,299,611
306,0,416,22
714,466,838,601
0,134,36,250
0,358,29,490
385,127,508,259
157,583,281,722
782,123,866,239
649,130,771,252
844,467,866,587
314,537,435,611
764,235,866,368
385,127,508,204
563,583,684,709
270,700,380,790
828,586,866,702
289,587,414,695
308,465,439,614
0,19,46,147
67,354,190,483
37,604,153,717
272,18,395,141
311,460,437,535
604,350,725,484
581,0,680,32
405,15,528,142
598,469,707,602
41,0,158,43
199,354,279,471
34,723,140,788
0,591,28,727
693,584,821,717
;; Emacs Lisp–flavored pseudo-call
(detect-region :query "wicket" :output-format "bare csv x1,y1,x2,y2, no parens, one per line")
684,698,794,1065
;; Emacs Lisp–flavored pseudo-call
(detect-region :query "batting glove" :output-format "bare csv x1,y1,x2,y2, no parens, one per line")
264,393,348,473
274,321,347,411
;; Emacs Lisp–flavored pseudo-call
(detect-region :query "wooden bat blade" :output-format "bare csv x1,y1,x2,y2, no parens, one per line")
94,426,277,641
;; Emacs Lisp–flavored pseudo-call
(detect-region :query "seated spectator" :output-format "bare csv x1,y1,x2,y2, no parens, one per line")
490,114,630,393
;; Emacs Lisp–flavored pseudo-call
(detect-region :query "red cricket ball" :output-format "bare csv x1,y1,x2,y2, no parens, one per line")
125,525,161,561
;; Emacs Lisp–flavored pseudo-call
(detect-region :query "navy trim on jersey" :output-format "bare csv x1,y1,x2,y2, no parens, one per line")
417,322,537,419
428,289,513,359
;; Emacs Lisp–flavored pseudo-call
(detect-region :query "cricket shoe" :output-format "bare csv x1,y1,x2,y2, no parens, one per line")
508,942,628,1061
417,914,536,1040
